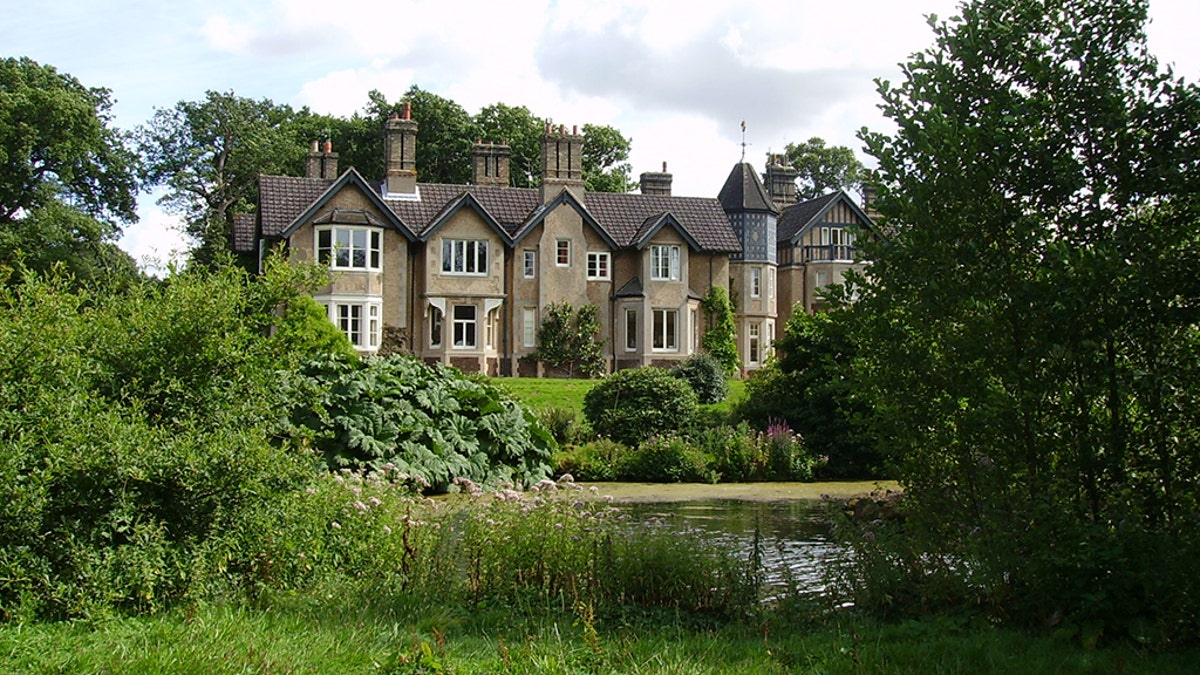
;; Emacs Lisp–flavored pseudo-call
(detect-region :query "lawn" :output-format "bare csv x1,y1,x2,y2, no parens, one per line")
493,376,747,416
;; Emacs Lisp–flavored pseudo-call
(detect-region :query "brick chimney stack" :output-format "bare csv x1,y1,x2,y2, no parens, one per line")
763,153,798,209
540,122,585,203
306,139,339,179
639,161,672,196
384,102,418,196
471,140,512,187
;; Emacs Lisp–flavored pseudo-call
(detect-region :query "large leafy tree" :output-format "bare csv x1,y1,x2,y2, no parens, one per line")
474,102,544,188
582,123,635,193
393,86,478,185
853,0,1200,638
138,91,304,267
0,57,138,227
0,57,140,287
783,137,864,200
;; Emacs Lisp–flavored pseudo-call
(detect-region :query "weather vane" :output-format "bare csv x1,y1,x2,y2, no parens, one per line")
740,120,750,162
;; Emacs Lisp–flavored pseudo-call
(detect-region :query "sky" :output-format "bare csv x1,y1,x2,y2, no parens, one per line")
4,0,1199,272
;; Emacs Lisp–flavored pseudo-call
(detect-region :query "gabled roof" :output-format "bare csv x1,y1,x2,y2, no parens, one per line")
511,188,619,250
777,190,876,243
630,212,702,251
419,191,515,246
717,162,779,215
273,168,416,241
613,276,643,298
586,192,741,251
255,171,741,252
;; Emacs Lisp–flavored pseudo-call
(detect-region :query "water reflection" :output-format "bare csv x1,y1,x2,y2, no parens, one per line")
612,499,843,598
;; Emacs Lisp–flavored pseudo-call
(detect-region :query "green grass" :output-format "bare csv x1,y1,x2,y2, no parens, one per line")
4,600,1194,674
494,376,747,417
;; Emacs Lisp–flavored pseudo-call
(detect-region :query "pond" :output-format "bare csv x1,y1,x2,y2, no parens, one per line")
584,481,893,599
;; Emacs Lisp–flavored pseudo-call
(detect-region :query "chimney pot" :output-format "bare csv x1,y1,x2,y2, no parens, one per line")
311,140,320,152
324,140,332,153
662,161,668,172
572,125,578,135
402,102,412,120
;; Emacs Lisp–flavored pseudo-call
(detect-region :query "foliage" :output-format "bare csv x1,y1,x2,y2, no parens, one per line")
669,353,729,404
615,436,715,483
0,57,138,228
0,201,141,291
584,367,697,447
474,102,545,187
738,310,880,478
581,123,635,193
700,286,740,375
284,355,554,491
138,91,305,268
852,0,1200,643
528,301,606,378
783,137,865,200
396,86,477,185
537,405,591,447
271,293,358,362
0,263,335,621
551,439,623,481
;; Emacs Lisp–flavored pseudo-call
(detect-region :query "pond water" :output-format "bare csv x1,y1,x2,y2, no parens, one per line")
584,482,890,599
612,498,843,598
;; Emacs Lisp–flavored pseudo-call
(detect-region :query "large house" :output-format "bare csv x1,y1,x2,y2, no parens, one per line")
237,105,876,376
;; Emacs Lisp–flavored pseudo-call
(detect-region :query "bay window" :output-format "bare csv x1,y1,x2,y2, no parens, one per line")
317,227,381,270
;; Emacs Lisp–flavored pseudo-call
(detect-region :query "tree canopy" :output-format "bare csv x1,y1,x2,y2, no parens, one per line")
137,91,306,268
851,0,1200,640
783,137,864,200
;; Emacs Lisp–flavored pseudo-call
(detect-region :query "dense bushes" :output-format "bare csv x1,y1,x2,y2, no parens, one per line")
670,353,729,404
584,367,697,447
284,355,555,491
0,265,327,620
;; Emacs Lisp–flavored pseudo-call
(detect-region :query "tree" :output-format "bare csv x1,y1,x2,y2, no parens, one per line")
474,102,545,187
852,0,1200,639
138,91,303,268
582,123,635,193
395,86,478,185
783,137,864,200
0,57,138,228
736,309,878,478
0,201,140,290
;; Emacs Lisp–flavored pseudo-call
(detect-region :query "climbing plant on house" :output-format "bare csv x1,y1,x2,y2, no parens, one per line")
528,301,606,378
700,286,739,375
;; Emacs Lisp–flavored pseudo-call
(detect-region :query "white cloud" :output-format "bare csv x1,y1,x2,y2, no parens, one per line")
120,196,190,277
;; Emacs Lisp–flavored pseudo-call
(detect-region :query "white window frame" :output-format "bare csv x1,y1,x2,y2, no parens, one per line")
586,251,611,280
452,304,477,348
768,267,775,299
651,244,681,281
442,238,488,275
748,322,761,365
318,297,382,350
750,267,762,298
429,306,443,348
652,308,678,352
625,308,638,352
523,250,536,279
522,308,537,348
555,239,571,267
820,227,855,261
485,307,497,349
316,226,382,271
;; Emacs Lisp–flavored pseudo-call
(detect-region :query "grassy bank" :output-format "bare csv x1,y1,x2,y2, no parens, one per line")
493,376,746,416
4,600,1192,674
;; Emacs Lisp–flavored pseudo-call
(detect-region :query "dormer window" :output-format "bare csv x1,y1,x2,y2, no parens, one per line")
317,227,381,270
651,245,681,280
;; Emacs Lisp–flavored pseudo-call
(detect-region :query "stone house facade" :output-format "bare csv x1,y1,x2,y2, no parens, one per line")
240,107,876,375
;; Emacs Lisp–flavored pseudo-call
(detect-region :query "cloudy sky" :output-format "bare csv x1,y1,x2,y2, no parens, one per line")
4,0,1198,271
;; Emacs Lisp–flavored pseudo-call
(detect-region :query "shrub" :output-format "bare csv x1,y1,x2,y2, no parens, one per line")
284,355,555,492
694,423,768,482
527,301,606,378
551,439,623,481
584,367,697,447
616,436,715,484
538,405,591,447
670,353,729,404
700,286,739,375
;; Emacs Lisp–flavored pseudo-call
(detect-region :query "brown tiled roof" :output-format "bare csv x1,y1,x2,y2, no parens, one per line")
777,192,841,242
717,163,779,215
257,174,741,253
587,192,741,251
259,175,333,237
232,213,256,253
